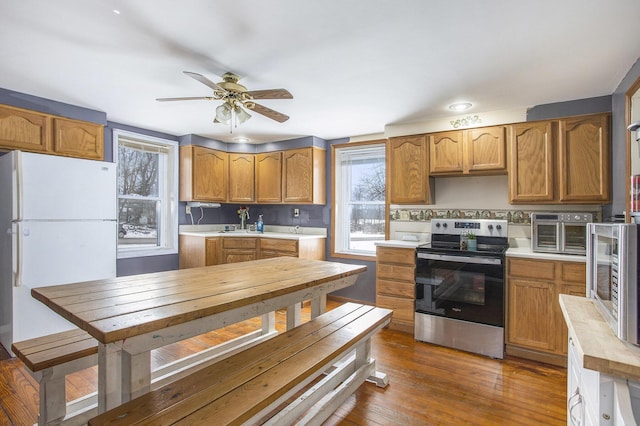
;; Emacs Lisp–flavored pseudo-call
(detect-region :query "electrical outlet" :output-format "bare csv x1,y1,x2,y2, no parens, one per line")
293,208,300,218
186,205,191,215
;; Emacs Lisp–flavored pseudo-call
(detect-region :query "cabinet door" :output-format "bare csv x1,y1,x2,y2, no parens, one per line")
205,238,220,266
283,148,315,203
228,153,255,203
466,126,507,173
0,105,50,153
507,277,557,352
181,145,228,202
52,118,104,160
256,152,282,203
388,135,431,204
429,130,464,174
558,114,610,203
509,121,555,203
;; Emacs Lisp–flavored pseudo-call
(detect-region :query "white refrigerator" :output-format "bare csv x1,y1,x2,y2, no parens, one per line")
0,151,117,355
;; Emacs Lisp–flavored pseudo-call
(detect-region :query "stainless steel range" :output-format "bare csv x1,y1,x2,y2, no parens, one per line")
414,218,508,359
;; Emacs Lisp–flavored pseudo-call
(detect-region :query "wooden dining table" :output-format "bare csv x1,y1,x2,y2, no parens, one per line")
31,257,366,414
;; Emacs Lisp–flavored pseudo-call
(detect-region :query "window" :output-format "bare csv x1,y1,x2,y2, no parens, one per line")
333,143,386,257
113,129,179,258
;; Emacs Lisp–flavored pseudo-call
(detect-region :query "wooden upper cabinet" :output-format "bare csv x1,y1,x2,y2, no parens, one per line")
180,145,228,202
466,126,507,173
0,105,50,153
388,135,432,204
228,153,255,203
256,151,282,203
509,121,556,203
558,113,610,203
282,147,326,204
52,117,104,160
429,130,464,174
429,126,507,176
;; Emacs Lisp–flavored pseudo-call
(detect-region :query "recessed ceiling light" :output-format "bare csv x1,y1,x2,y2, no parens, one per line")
113,9,121,14
233,137,250,143
449,102,473,111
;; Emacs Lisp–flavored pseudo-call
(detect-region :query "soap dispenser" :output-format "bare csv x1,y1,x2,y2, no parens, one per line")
257,214,264,233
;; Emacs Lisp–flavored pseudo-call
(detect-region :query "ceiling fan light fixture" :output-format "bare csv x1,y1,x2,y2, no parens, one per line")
449,102,473,111
215,103,232,124
235,105,251,124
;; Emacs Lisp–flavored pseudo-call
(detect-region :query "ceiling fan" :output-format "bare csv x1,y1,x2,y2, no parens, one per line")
157,71,292,131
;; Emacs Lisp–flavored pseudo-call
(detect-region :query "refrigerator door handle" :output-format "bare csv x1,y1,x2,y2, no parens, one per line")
12,223,23,287
14,150,23,220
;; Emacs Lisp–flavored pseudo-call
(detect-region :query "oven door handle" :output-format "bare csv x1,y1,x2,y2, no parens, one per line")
417,252,502,265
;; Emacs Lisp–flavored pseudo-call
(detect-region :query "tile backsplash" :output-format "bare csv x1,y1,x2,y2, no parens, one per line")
389,208,601,224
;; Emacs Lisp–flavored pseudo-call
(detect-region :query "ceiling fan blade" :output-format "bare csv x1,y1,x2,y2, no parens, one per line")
250,103,290,123
183,71,225,92
245,89,293,100
156,96,213,102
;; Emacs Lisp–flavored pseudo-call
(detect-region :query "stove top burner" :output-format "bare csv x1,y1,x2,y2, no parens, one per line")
420,218,510,256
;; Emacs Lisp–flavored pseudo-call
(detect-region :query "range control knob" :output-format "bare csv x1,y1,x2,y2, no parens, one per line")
442,223,448,228
487,224,493,230
496,224,502,231
435,222,441,228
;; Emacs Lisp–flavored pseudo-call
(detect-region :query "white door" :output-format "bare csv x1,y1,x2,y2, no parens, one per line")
16,151,116,221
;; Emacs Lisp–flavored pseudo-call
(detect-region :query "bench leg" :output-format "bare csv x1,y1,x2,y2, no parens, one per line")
358,339,389,388
286,302,302,330
35,369,66,425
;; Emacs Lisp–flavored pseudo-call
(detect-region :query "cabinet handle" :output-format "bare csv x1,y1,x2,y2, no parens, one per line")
568,386,583,426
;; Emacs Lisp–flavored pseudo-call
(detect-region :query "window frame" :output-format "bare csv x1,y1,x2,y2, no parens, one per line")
331,140,387,260
113,129,179,259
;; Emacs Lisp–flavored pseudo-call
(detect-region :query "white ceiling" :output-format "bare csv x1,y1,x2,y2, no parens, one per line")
1,1,639,144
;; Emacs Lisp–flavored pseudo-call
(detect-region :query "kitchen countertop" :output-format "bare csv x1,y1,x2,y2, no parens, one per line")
374,240,422,249
560,294,640,382
506,246,586,262
180,230,325,240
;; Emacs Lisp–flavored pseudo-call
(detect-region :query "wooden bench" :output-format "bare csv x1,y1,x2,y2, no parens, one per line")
88,302,392,425
11,329,99,426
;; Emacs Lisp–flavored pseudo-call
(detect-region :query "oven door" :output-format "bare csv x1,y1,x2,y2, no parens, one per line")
532,221,560,253
415,252,504,327
561,222,588,254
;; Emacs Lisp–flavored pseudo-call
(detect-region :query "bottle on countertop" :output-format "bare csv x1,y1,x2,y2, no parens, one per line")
257,214,264,233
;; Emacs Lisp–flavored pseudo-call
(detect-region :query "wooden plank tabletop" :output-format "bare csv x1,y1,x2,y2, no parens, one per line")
559,294,640,381
31,257,366,344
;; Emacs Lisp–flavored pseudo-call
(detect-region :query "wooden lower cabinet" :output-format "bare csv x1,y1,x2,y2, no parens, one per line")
180,235,326,267
506,256,586,366
376,246,415,333
179,235,220,268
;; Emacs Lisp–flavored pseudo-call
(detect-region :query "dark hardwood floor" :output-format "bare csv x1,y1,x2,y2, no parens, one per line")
0,301,567,425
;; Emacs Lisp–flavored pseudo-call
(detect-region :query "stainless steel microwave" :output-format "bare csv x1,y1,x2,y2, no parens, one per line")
587,223,639,345
531,212,592,255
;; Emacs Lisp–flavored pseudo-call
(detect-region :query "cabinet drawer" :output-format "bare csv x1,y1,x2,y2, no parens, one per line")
508,258,556,280
377,263,415,282
260,250,297,259
563,284,587,297
376,295,414,323
561,262,586,284
376,246,415,265
377,279,414,298
260,238,298,254
223,237,258,249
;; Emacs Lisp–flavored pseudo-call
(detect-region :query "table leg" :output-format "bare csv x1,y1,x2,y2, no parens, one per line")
122,350,151,402
286,302,302,330
311,294,327,319
97,343,122,413
262,311,276,334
